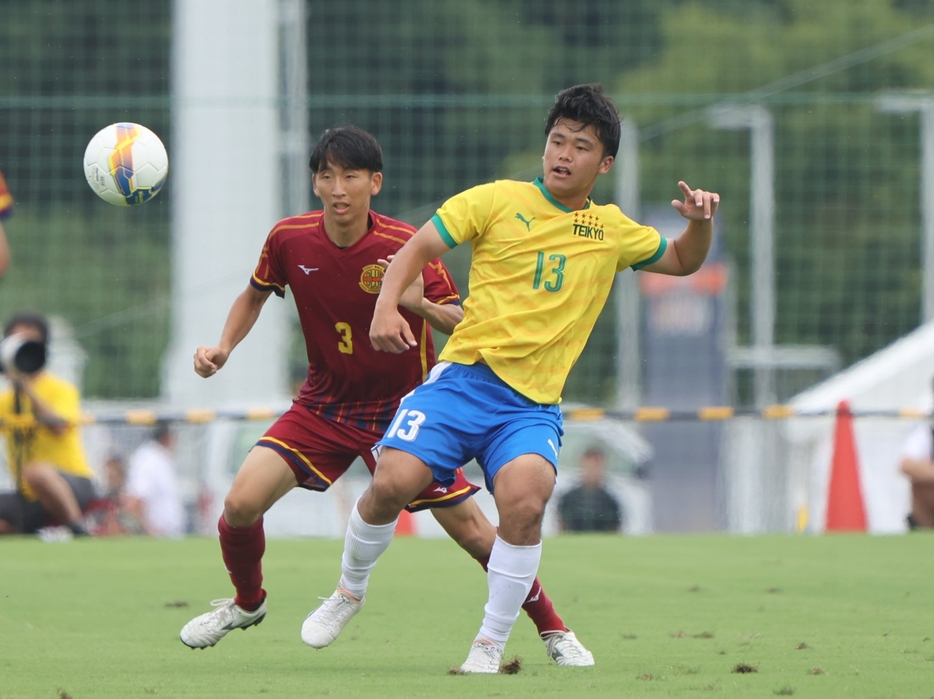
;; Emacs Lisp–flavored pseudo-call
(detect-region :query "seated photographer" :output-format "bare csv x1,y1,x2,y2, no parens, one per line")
0,312,96,536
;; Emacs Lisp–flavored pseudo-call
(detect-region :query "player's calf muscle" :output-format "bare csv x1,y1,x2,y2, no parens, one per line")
432,502,496,558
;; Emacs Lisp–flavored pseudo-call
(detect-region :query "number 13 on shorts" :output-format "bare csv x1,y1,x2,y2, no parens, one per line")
385,409,426,442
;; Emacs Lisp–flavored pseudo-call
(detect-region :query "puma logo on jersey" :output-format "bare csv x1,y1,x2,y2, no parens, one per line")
515,212,536,230
298,265,319,275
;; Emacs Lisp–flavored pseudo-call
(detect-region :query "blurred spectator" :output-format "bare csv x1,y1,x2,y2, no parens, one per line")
0,312,96,536
899,379,934,530
0,168,13,276
84,454,142,536
557,447,622,533
124,422,185,537
103,454,127,498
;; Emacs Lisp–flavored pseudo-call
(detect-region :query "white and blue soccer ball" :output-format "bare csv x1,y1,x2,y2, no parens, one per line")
83,122,168,206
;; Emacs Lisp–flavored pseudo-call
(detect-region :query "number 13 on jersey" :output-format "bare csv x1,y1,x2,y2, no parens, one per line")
533,251,566,292
386,408,426,441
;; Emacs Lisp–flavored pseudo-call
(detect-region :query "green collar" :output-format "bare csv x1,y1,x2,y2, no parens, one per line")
533,176,592,213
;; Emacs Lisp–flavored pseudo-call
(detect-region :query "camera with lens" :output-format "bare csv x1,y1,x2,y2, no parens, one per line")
0,334,47,374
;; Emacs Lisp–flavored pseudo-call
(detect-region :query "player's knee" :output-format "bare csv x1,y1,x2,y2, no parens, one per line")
496,493,547,543
22,464,54,490
497,513,545,546
223,491,264,527
495,482,549,520
512,497,547,526
367,476,414,513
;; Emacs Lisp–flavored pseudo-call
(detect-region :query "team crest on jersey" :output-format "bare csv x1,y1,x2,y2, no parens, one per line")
359,264,384,293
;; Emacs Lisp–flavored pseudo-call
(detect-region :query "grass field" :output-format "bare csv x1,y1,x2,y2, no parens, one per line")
2,533,933,699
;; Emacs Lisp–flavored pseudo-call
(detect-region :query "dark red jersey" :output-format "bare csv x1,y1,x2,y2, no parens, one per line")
251,210,460,433
0,169,14,220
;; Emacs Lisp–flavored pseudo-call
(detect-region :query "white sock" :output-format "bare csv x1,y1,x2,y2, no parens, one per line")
476,535,542,647
337,501,398,599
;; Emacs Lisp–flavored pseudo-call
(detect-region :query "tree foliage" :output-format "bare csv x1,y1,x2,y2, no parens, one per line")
1,0,933,400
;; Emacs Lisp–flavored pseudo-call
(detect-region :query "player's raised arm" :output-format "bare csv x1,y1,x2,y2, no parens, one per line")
371,221,453,352
641,181,719,277
193,284,272,377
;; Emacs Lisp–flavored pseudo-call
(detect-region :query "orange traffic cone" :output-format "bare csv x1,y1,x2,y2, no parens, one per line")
825,400,867,532
395,509,416,537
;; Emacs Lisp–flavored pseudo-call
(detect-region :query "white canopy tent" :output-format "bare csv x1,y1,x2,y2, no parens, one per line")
785,321,934,533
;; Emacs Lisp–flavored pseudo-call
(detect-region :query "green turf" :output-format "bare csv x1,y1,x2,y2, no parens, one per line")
1,533,933,698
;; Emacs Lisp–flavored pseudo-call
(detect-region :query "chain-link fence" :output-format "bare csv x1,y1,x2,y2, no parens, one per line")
2,1,933,534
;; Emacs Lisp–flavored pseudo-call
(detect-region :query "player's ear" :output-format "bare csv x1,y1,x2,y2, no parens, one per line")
311,172,320,197
598,155,614,175
370,171,383,196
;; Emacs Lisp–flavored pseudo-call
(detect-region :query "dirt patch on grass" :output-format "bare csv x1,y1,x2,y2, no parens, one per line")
733,663,759,674
500,656,522,675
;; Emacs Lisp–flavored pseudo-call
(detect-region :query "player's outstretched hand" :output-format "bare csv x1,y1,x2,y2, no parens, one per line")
193,346,229,377
671,181,720,221
378,255,425,313
370,305,417,354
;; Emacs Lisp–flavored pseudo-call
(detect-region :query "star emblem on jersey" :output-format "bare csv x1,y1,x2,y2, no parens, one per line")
572,212,605,241
359,264,384,293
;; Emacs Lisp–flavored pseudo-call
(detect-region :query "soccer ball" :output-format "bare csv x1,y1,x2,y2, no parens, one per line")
83,122,168,206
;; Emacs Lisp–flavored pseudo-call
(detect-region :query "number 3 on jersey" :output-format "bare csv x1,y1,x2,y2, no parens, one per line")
533,251,566,292
335,322,353,354
386,408,426,442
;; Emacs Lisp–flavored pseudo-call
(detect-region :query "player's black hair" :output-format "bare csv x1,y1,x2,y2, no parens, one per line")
544,84,621,158
3,312,49,344
309,126,383,174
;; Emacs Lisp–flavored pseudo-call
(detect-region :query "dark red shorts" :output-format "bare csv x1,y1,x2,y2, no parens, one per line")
257,404,479,513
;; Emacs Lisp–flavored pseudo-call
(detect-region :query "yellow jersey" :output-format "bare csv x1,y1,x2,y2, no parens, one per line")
433,177,664,404
0,373,93,501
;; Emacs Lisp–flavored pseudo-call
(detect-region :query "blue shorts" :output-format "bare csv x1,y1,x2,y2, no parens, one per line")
378,362,563,492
